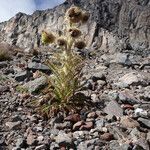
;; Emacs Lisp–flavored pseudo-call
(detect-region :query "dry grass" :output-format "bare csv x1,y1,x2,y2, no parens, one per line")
0,43,11,61
0,42,24,61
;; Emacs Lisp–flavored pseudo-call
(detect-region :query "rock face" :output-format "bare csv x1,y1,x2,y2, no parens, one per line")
0,0,149,54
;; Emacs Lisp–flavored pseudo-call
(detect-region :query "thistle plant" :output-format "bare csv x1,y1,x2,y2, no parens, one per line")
37,6,90,117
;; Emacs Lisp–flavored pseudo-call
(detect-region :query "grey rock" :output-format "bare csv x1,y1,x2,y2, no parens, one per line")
114,82,129,88
130,128,141,141
112,53,128,65
134,139,150,150
118,72,148,87
106,115,117,123
5,121,21,130
55,131,72,145
108,91,119,100
12,147,21,150
15,70,32,82
23,76,47,94
119,91,139,105
77,138,105,150
95,119,106,128
34,126,43,132
35,144,46,150
50,142,59,150
15,138,26,148
0,61,7,68
118,144,132,150
37,135,44,142
73,131,89,139
132,145,145,150
50,128,59,136
91,73,106,82
104,100,123,117
120,116,140,128
134,108,148,118
0,85,9,93
28,62,50,73
138,118,150,128
11,115,22,122
26,133,37,146
91,94,100,103
109,141,120,150
3,67,15,75
54,121,72,130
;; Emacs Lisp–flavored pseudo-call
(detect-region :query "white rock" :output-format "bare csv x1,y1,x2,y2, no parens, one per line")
135,108,148,117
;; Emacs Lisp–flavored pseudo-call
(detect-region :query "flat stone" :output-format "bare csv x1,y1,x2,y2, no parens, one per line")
134,108,148,117
91,73,106,82
77,138,105,150
28,62,50,73
106,114,117,123
0,61,7,68
108,90,119,100
100,133,114,141
138,118,150,128
55,131,72,146
120,116,140,128
104,100,123,117
118,72,148,87
15,70,32,82
35,144,46,150
119,91,139,105
5,121,21,130
23,76,47,94
15,138,27,148
118,144,132,150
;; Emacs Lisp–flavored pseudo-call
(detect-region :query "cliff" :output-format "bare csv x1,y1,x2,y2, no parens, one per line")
0,0,149,54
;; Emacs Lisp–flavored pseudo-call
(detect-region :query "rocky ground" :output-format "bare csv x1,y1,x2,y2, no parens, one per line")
0,47,150,150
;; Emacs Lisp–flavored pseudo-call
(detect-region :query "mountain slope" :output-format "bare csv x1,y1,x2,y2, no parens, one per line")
0,0,149,54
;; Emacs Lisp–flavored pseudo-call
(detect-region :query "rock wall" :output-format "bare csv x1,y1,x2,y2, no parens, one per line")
0,0,149,53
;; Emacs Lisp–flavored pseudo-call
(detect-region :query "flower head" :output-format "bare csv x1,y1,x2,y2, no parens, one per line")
81,11,90,23
69,28,81,38
41,31,56,44
74,40,86,49
57,37,67,47
66,6,82,23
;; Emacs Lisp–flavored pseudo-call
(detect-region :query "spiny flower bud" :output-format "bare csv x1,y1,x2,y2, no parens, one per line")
41,31,56,44
69,28,81,38
57,37,67,47
74,40,86,49
81,11,90,23
66,6,82,23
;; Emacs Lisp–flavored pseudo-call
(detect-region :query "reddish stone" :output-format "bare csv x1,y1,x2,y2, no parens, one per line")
80,121,93,130
121,104,134,110
87,112,97,118
73,120,84,130
100,133,114,141
64,114,81,123
60,146,66,150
